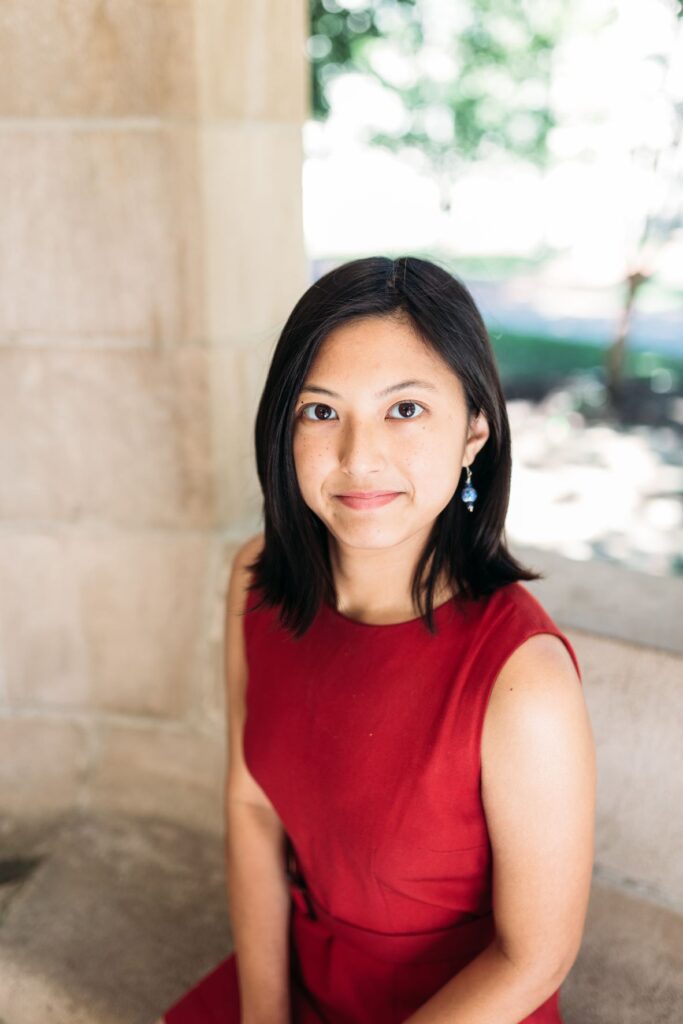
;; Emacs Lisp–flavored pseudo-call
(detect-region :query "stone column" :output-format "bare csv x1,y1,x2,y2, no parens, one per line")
0,0,308,831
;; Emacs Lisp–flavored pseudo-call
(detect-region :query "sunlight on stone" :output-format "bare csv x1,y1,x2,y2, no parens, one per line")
507,398,683,575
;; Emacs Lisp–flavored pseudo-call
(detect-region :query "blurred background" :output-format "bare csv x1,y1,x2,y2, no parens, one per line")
0,2,681,1023
304,0,683,577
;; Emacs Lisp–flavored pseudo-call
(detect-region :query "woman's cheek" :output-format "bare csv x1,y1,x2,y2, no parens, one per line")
409,438,460,496
294,444,331,501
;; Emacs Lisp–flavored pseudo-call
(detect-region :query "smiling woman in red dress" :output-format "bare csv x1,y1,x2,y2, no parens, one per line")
154,255,596,1024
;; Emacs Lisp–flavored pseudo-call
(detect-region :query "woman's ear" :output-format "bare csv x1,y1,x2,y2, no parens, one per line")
463,410,490,466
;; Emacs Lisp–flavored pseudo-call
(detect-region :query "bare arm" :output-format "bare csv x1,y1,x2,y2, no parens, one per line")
223,533,291,1024
402,632,596,1023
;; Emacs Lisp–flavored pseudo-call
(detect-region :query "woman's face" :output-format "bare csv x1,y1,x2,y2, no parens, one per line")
292,314,489,551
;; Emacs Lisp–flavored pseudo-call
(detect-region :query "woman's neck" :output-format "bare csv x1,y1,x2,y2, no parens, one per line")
327,528,458,623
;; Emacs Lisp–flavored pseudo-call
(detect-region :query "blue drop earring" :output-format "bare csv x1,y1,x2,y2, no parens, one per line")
460,464,477,512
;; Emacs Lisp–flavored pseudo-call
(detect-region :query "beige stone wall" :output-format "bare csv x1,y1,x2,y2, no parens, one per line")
0,0,308,832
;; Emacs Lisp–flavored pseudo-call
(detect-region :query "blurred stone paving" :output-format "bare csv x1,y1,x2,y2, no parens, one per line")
506,388,683,579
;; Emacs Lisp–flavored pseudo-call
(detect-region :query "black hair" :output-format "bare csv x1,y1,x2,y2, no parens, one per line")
244,254,543,638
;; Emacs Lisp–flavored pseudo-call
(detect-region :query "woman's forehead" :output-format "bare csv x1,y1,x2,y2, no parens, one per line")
308,320,460,393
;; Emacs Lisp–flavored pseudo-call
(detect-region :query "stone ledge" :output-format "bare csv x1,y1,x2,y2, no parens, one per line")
511,543,683,656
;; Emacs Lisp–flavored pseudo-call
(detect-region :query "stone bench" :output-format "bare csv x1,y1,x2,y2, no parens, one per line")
1,810,681,1024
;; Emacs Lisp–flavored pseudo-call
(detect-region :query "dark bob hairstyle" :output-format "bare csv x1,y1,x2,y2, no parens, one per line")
244,254,543,639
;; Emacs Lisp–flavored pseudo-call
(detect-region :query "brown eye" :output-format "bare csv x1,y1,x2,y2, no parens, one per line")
299,403,338,421
388,400,425,420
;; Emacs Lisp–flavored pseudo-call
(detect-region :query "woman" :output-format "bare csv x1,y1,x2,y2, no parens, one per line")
156,255,596,1024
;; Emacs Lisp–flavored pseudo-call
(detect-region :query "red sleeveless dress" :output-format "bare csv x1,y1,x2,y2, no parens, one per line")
163,580,582,1024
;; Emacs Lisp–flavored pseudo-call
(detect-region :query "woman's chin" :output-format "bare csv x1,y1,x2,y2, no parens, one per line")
326,520,412,548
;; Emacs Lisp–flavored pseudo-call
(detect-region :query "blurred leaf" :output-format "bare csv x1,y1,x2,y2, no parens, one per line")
308,0,567,193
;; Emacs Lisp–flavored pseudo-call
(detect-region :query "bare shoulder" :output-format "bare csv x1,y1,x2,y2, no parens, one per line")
226,531,265,617
224,530,279,813
482,632,589,771
486,630,582,713
239,529,265,563
479,632,596,974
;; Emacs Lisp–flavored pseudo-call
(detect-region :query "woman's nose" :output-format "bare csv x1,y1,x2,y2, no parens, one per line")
337,420,387,475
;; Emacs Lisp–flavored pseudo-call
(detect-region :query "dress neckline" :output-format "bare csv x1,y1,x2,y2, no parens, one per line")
322,591,459,631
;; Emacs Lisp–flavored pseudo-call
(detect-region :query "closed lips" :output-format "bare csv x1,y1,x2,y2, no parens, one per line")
335,492,404,509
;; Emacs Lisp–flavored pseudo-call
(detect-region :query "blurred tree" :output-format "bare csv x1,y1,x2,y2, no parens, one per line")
606,0,683,410
308,0,568,213
308,0,683,418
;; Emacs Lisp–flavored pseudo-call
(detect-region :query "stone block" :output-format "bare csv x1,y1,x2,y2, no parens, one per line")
198,121,308,345
0,530,212,716
208,345,267,527
89,723,225,833
0,128,203,345
195,0,308,122
0,0,196,117
0,717,89,816
0,348,214,526
0,533,88,708
77,531,212,717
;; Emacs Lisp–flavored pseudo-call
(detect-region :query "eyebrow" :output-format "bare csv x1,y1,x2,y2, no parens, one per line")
299,378,438,400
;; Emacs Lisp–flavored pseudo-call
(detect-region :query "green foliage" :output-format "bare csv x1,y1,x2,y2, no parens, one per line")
309,0,422,120
308,0,568,181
